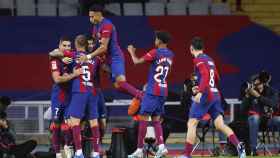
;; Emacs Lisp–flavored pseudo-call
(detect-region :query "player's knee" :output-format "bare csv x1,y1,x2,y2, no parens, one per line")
215,122,225,131
90,119,99,127
70,117,80,126
187,119,199,129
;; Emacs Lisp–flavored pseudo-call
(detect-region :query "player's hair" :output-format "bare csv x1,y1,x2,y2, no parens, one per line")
75,34,88,49
59,36,71,43
89,4,104,13
155,31,171,44
191,37,204,50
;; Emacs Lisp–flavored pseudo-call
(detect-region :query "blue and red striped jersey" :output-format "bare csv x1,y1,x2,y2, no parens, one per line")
193,53,221,101
65,51,100,95
92,18,124,62
50,58,71,104
143,48,174,96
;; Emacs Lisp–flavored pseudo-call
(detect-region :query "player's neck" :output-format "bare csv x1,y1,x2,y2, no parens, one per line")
76,47,86,52
194,51,203,57
157,44,167,49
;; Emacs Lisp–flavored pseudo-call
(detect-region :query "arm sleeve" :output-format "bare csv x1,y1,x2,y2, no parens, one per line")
101,24,113,38
196,62,209,93
142,49,157,62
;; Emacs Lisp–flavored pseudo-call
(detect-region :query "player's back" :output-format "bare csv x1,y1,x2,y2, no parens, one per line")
70,51,99,93
146,48,174,97
194,54,220,101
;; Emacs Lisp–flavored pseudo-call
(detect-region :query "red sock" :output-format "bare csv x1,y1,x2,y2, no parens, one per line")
152,121,164,145
72,125,82,150
61,123,72,146
185,142,193,156
228,134,240,147
51,125,61,153
91,126,100,152
117,81,143,99
137,121,148,148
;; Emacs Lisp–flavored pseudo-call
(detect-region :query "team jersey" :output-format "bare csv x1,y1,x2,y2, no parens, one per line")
193,53,221,101
91,18,124,61
64,51,100,94
143,48,174,96
50,58,71,104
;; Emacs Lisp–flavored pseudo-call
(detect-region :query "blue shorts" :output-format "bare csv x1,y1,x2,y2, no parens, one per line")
96,89,107,118
68,92,98,120
110,57,125,82
51,100,65,122
139,93,166,116
188,96,224,120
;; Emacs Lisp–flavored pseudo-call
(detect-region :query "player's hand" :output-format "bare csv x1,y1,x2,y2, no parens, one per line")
249,88,260,97
193,92,202,103
78,54,88,63
73,67,83,77
127,45,136,54
62,57,73,64
192,86,199,95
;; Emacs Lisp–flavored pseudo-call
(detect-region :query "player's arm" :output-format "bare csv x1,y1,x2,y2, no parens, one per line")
127,45,145,64
52,68,82,84
196,62,209,93
86,37,109,59
49,49,64,58
50,60,82,83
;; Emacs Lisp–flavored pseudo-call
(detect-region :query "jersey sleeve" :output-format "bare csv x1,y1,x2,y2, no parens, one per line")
194,59,209,93
100,24,113,38
142,49,157,62
63,50,74,58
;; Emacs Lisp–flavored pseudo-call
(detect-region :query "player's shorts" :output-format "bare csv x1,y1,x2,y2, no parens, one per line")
51,100,65,122
110,57,125,82
139,93,166,116
96,89,107,119
188,95,224,120
68,92,98,120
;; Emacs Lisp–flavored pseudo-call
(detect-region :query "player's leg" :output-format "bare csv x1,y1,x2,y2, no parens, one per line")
210,100,246,158
152,96,168,158
248,114,260,155
89,93,101,158
50,102,63,158
128,94,155,158
96,89,107,144
68,93,88,158
177,101,209,158
111,58,143,99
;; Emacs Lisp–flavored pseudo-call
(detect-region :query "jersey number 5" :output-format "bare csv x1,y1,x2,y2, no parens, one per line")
154,65,169,84
82,66,91,82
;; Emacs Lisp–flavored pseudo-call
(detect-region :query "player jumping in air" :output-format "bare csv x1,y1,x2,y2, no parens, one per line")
127,31,174,158
78,5,143,100
176,37,246,158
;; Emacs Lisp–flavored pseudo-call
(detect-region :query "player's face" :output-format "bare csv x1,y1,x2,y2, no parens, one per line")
87,40,94,52
190,45,195,56
59,41,71,52
89,11,102,24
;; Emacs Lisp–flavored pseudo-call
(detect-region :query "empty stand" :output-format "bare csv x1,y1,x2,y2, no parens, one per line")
59,3,78,16
211,3,231,15
189,1,209,15
167,2,187,15
105,3,121,16
123,3,143,16
16,0,36,16
145,2,165,16
37,1,57,16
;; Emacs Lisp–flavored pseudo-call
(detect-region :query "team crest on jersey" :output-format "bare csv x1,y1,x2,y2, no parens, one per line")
51,61,57,70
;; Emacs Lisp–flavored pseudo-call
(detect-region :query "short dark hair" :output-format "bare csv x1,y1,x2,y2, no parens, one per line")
59,36,71,43
75,34,88,48
155,31,171,44
89,4,104,13
191,37,204,50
